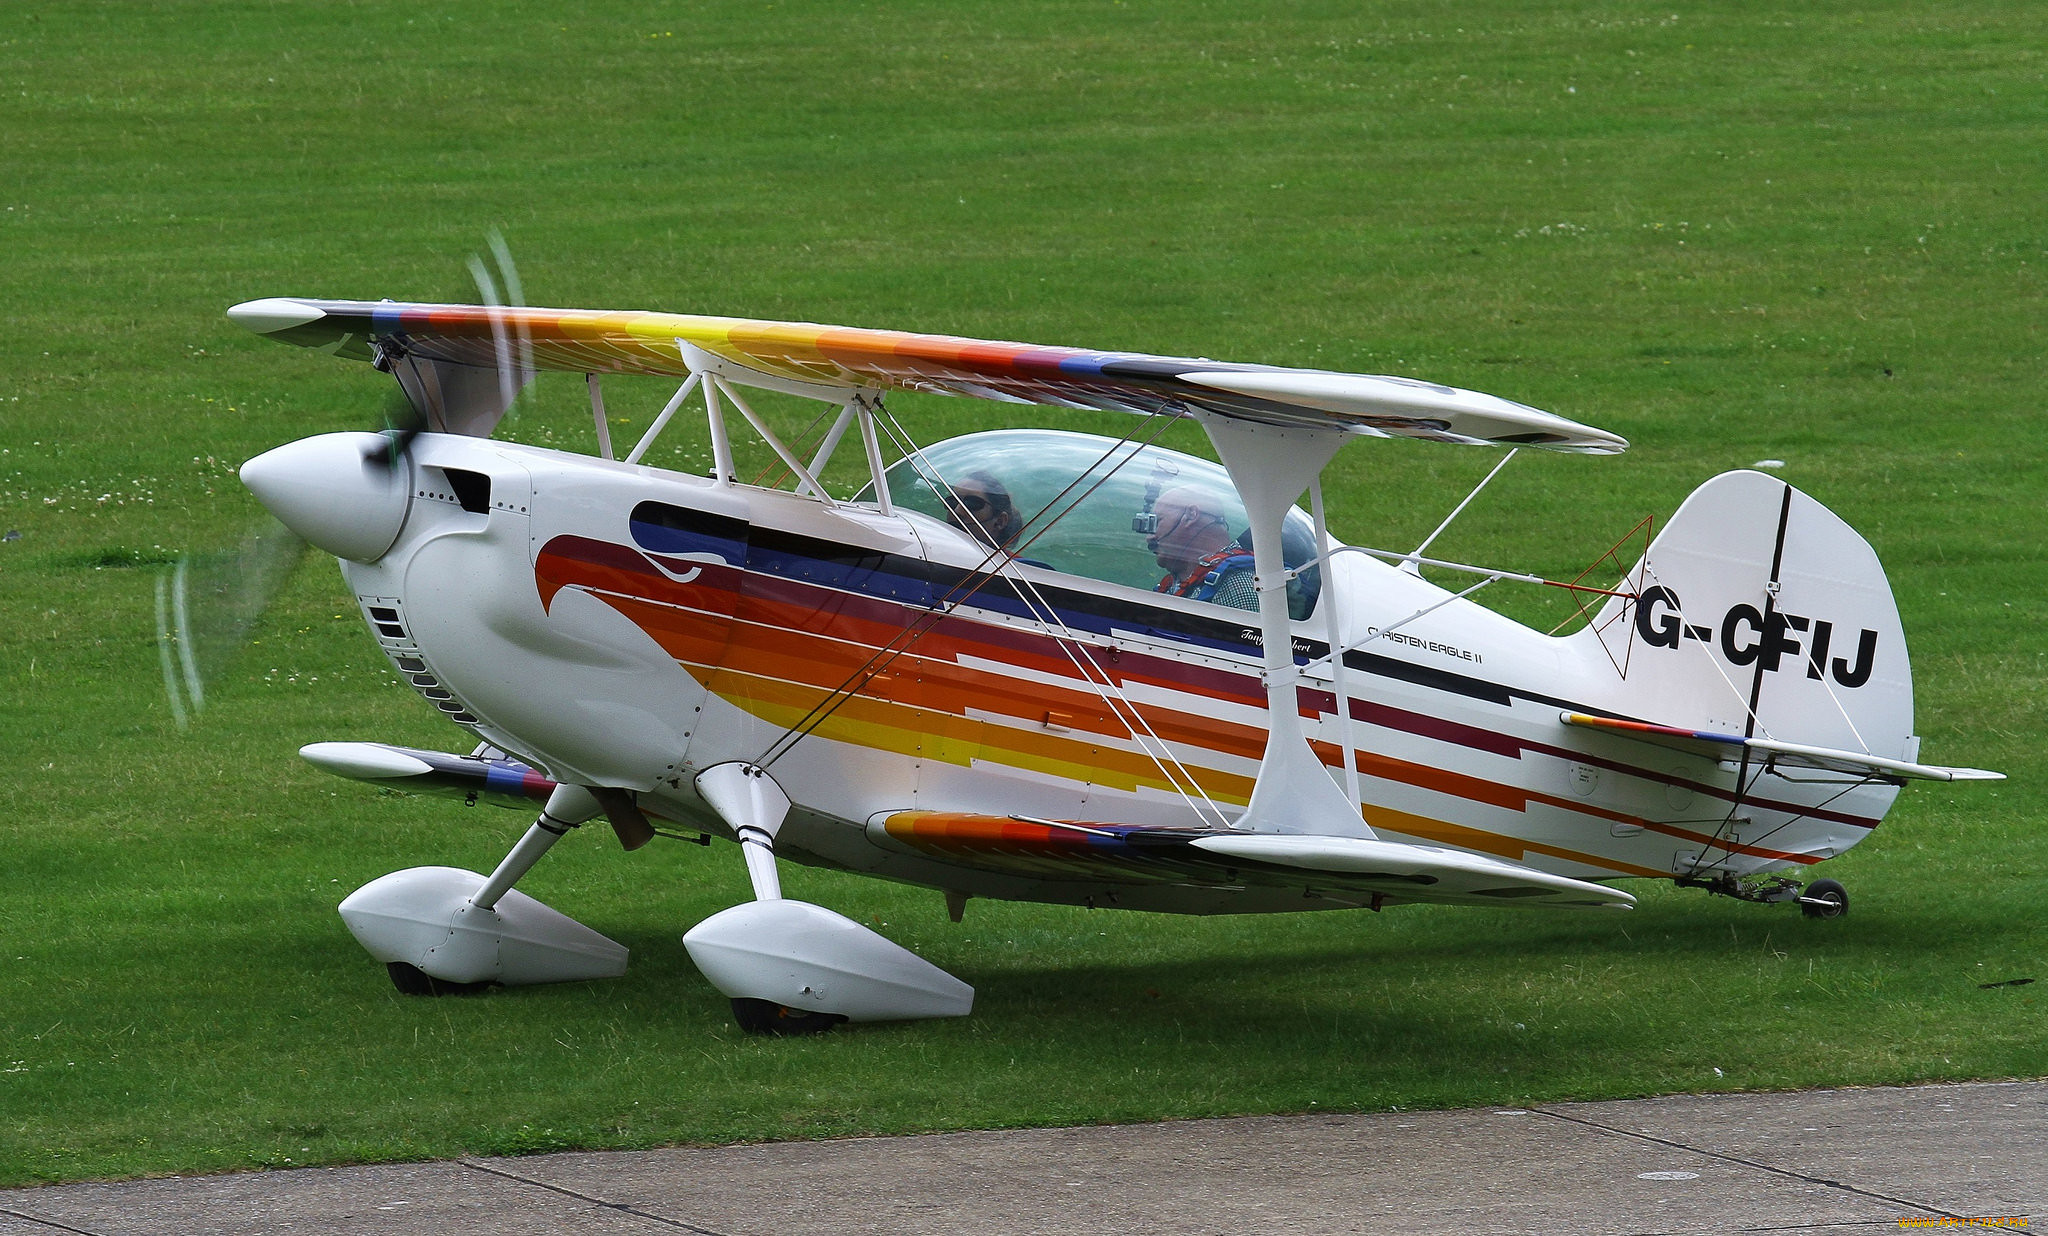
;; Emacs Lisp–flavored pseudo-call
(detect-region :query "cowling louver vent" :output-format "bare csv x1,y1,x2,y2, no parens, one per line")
356,596,480,727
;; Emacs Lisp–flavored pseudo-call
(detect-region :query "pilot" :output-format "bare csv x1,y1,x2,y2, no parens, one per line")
1147,485,1257,610
943,470,1024,553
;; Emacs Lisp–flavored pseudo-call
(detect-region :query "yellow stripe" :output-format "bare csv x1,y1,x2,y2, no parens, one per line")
690,668,1660,879
699,668,1254,802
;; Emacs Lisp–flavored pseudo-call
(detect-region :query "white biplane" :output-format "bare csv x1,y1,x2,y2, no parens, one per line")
220,293,1999,1033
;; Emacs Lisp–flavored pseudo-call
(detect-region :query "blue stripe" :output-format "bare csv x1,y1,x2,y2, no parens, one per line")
628,502,1275,662
483,764,529,793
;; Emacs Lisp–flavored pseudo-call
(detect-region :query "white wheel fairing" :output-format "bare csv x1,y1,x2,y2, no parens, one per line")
338,866,628,986
683,899,972,1022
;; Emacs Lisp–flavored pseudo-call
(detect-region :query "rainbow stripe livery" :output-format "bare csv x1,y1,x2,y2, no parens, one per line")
230,296,1998,1027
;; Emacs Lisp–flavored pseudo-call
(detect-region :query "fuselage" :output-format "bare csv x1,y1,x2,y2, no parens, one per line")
332,430,1896,914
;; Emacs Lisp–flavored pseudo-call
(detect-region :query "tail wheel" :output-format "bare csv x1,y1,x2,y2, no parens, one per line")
731,997,846,1036
1799,878,1848,919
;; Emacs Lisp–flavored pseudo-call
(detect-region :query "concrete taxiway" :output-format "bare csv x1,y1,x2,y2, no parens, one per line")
2,1079,2040,1234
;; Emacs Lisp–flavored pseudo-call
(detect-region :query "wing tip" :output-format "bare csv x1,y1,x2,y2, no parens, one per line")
228,297,326,336
300,740,433,781
1176,369,1627,454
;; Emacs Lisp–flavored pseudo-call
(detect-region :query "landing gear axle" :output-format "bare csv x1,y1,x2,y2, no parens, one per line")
731,997,847,1037
1797,877,1848,919
386,961,495,996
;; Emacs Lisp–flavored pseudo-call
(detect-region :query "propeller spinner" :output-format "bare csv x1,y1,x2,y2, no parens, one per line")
240,432,414,563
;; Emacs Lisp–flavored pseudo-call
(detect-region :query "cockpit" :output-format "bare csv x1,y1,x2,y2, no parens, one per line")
868,429,1325,620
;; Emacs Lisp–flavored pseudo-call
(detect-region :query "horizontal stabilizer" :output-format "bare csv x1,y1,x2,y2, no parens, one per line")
870,812,1631,910
1558,713,2003,783
229,298,1626,454
300,741,557,803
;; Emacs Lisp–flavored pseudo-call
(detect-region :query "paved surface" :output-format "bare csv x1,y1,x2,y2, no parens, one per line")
2,1080,2039,1234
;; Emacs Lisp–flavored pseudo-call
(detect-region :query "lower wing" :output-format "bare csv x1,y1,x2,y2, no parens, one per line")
297,743,1634,910
870,812,1633,910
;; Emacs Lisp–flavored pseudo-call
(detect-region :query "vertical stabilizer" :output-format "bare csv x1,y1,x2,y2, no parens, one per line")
1574,470,1914,765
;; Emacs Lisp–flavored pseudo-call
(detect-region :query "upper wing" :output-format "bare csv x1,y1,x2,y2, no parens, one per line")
228,297,1626,453
870,811,1634,910
1559,712,2004,783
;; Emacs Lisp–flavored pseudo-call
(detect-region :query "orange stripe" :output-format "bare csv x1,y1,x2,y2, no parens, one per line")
560,568,1803,877
701,667,1257,802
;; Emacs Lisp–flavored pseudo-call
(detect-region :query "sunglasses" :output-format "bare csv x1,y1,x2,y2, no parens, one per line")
956,492,1007,513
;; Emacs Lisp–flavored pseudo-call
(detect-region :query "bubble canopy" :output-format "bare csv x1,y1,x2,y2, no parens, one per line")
863,429,1326,617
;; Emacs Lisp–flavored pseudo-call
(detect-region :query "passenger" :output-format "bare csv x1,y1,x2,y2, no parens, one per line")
1146,485,1257,611
943,469,1024,553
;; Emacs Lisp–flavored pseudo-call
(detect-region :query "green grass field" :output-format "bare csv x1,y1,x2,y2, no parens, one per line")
2,0,2042,1186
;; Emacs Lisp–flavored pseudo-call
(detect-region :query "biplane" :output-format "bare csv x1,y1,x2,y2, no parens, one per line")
219,292,1999,1032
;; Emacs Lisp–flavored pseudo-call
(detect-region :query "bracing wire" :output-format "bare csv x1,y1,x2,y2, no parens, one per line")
1682,765,1874,879
870,406,1233,828
754,409,1234,829
755,405,1174,764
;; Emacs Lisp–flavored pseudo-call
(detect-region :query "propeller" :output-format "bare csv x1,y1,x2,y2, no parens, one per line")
157,234,532,729
154,516,308,730
363,385,428,473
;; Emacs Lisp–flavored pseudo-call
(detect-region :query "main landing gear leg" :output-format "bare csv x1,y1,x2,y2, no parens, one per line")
682,763,973,1034
339,784,630,993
